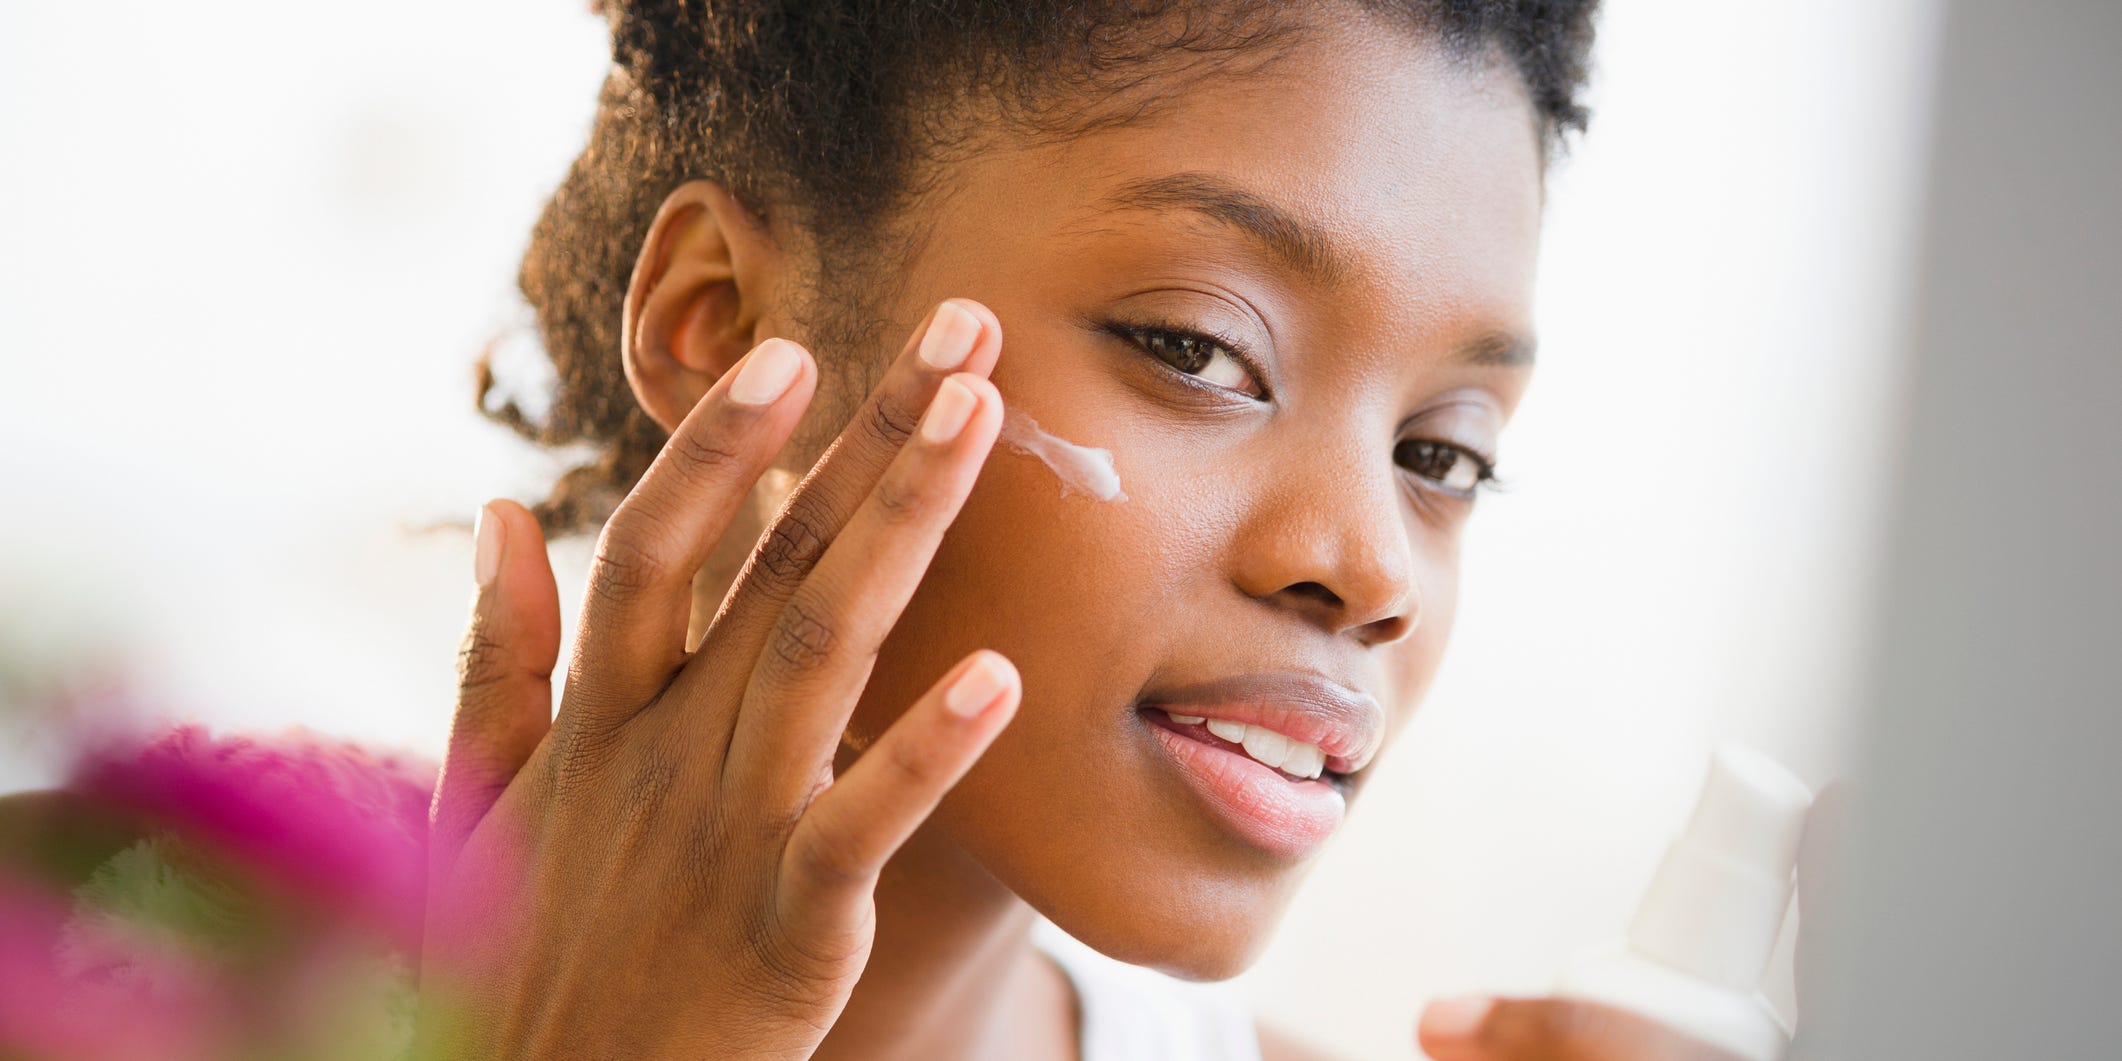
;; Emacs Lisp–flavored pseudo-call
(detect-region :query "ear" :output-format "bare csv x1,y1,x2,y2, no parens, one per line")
622,180,785,432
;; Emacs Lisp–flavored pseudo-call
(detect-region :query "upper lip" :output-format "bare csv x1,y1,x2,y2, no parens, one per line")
1139,672,1385,776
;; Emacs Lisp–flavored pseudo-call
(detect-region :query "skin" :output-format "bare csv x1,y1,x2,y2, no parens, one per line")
427,12,1786,1061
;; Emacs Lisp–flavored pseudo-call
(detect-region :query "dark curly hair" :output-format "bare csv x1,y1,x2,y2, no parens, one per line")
484,0,1599,535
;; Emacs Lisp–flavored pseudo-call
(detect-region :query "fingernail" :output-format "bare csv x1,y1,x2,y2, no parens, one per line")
1420,996,1494,1040
730,338,805,406
944,653,1009,718
919,377,978,443
917,300,980,371
473,503,504,587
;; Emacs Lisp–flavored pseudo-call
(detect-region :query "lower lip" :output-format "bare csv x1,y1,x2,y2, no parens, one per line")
1142,711,1346,859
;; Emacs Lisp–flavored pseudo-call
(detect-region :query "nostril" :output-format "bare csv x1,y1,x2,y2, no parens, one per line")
1360,612,1417,645
1285,580,1343,610
1259,580,1416,642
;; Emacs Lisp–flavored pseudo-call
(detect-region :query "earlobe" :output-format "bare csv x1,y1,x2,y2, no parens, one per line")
622,180,780,432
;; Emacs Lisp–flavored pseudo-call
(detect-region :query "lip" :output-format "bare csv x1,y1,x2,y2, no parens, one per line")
1136,672,1385,859
1145,719,1345,859
1141,672,1384,775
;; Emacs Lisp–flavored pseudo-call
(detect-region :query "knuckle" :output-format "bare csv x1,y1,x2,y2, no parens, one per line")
789,825,868,892
742,953,843,1035
877,734,949,793
764,922,866,990
869,469,934,526
558,731,686,860
765,595,838,674
438,742,519,793
663,427,747,480
756,832,879,984
453,620,512,690
616,740,682,827
733,793,808,859
675,809,733,888
737,893,780,958
755,504,832,585
860,394,921,450
550,713,621,794
589,522,673,603
427,795,486,853
553,732,602,794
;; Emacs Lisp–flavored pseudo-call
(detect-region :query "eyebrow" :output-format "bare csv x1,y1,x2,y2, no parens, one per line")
1099,172,1353,288
1096,171,1536,368
1458,330,1537,368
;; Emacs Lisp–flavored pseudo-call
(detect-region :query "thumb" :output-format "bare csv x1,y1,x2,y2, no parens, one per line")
433,499,559,864
1419,995,1746,1061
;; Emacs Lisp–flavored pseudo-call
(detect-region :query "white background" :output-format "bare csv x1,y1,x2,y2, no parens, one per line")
0,1,1938,1056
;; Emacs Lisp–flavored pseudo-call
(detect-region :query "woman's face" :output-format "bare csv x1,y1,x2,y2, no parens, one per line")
815,19,1541,978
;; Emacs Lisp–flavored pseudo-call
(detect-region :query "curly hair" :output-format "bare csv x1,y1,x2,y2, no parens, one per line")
484,0,1599,535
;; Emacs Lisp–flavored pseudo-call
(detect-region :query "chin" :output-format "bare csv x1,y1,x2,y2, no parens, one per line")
1029,853,1310,982
956,755,1323,983
934,668,1361,983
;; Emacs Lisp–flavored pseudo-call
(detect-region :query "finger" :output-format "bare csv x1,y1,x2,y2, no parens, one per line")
776,651,1018,925
563,337,817,733
702,299,1001,691
437,500,560,861
722,373,1003,811
1417,996,1747,1061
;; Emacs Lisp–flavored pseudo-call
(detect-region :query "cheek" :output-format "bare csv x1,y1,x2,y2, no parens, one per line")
850,321,1231,742
849,403,1294,941
847,419,1183,749
1381,552,1461,746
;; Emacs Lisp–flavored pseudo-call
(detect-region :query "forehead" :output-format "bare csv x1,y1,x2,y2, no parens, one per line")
920,18,1544,345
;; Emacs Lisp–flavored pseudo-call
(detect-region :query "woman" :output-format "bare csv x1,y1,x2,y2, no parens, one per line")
2,1,1786,1058
422,1,1752,1057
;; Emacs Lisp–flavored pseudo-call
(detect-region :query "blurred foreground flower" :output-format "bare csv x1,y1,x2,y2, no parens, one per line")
0,722,436,1060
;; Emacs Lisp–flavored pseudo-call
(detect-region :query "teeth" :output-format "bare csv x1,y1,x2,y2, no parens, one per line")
1242,728,1294,769
1281,742,1326,781
1184,716,1328,779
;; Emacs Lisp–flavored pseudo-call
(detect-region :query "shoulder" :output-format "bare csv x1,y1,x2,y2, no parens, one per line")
1255,1019,1345,1061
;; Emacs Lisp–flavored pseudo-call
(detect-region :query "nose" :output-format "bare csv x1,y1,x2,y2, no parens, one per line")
1229,443,1420,645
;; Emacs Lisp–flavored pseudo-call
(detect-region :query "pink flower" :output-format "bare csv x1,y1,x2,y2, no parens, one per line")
68,725,439,953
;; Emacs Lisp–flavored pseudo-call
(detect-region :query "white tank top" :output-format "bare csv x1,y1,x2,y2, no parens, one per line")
1030,917,1263,1061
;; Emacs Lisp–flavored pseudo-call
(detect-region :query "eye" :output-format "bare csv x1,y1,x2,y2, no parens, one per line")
1393,438,1495,496
1120,324,1265,398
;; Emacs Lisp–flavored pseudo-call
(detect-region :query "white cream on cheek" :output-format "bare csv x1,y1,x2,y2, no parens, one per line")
997,406,1127,502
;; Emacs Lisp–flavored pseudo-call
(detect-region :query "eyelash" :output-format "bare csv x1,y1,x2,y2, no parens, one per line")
1109,319,1505,499
1106,319,1270,400
1392,438,1501,500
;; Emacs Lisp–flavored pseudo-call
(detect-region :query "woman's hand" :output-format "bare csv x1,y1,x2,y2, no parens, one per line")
420,301,1014,1060
1413,781,1849,1061
1415,997,1748,1061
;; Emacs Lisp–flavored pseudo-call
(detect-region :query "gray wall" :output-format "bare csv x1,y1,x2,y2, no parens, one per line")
1805,1,2122,1057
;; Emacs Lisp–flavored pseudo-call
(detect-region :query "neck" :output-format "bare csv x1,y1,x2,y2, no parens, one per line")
810,818,1077,1061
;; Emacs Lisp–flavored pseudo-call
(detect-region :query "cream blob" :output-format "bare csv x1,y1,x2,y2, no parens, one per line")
997,407,1127,502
